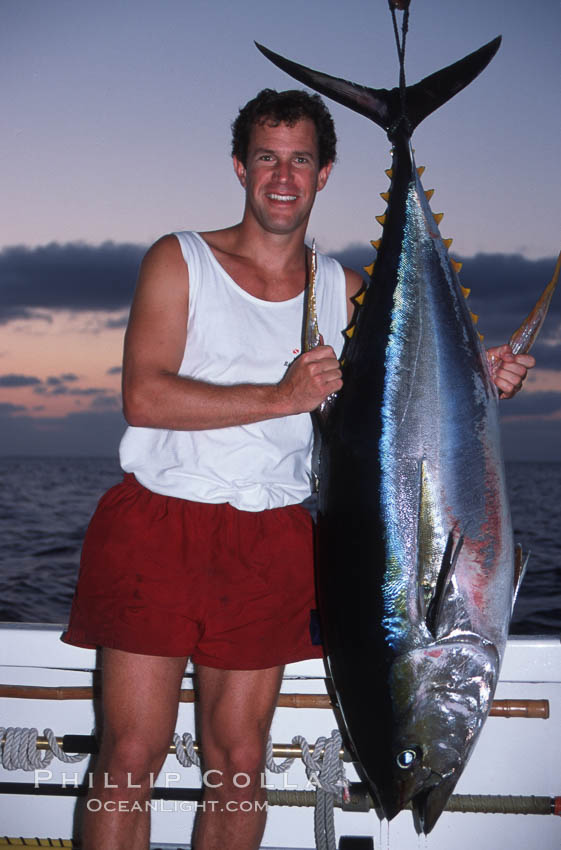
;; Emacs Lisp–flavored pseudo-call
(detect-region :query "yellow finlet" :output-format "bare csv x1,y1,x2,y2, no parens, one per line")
353,289,366,306
433,212,444,225
478,332,485,342
460,285,471,298
345,325,356,339
385,168,393,179
470,312,479,324
370,239,381,250
375,214,387,226
443,238,453,250
380,191,390,202
451,259,463,274
417,166,425,176
364,262,376,276
424,189,434,201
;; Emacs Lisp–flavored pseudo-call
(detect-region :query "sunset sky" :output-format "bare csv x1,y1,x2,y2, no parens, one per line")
1,0,560,459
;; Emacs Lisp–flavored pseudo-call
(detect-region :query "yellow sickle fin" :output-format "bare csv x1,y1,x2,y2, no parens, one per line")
508,248,561,355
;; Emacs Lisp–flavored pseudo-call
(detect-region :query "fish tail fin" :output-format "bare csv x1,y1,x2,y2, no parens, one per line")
403,37,501,134
508,249,561,355
255,37,501,139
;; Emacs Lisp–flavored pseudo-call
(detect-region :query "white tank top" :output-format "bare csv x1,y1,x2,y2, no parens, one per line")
119,231,347,511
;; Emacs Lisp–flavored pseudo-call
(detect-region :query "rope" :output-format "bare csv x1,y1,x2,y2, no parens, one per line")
0,727,87,770
387,0,412,138
0,725,348,850
174,729,350,850
172,732,200,769
265,730,349,850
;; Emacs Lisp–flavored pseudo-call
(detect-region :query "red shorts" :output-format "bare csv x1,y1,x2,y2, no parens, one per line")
62,474,323,669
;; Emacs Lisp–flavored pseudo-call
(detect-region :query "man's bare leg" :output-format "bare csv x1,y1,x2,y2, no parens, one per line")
82,648,187,850
192,665,284,850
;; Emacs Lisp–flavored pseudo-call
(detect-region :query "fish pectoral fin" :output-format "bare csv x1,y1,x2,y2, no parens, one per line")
512,543,530,613
416,459,439,620
425,531,464,638
508,248,561,355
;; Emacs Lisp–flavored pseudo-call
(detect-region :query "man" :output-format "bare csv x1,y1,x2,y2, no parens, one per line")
63,89,534,850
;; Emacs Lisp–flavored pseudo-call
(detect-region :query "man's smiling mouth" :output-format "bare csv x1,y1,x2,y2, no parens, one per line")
267,193,297,202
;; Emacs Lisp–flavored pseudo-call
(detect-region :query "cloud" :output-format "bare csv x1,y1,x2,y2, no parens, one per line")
105,315,129,329
0,402,27,415
33,384,118,399
90,394,121,410
107,366,122,375
0,374,41,387
0,241,144,324
0,371,119,404
0,240,558,459
2,239,559,364
332,246,561,364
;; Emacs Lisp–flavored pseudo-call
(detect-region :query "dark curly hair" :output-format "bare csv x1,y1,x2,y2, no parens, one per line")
231,89,337,169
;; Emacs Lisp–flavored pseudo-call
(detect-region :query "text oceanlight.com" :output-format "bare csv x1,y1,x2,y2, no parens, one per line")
85,800,268,813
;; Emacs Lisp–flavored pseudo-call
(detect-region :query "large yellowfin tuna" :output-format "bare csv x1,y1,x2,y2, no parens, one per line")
257,16,558,835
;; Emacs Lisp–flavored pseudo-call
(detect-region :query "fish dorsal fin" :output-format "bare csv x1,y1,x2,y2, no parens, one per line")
426,530,464,639
512,543,530,613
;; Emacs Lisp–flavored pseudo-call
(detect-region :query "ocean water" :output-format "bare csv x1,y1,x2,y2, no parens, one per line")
0,456,559,634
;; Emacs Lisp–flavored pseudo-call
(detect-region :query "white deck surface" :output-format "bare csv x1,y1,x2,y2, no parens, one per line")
0,624,560,848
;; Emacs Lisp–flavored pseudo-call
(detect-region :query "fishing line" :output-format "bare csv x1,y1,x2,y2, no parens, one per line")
388,0,411,133
388,2,409,91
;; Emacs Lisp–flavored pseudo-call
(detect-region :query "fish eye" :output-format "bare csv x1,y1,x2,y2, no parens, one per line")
396,748,419,769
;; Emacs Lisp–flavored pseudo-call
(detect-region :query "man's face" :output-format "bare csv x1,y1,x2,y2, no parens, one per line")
233,118,332,236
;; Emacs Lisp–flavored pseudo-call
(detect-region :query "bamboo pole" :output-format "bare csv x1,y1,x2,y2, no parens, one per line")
0,685,550,719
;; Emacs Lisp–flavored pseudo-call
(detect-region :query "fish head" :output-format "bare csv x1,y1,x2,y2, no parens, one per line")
380,639,498,831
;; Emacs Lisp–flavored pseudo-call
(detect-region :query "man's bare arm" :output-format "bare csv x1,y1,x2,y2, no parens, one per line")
122,236,342,430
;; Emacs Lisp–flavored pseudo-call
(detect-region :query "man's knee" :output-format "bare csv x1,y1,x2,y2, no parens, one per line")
203,737,267,786
97,731,170,789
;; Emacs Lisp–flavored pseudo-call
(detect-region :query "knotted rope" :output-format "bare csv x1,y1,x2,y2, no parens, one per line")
0,727,87,770
266,730,349,850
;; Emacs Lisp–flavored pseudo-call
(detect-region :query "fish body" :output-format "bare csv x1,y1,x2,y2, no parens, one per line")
317,132,512,831
257,37,523,832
